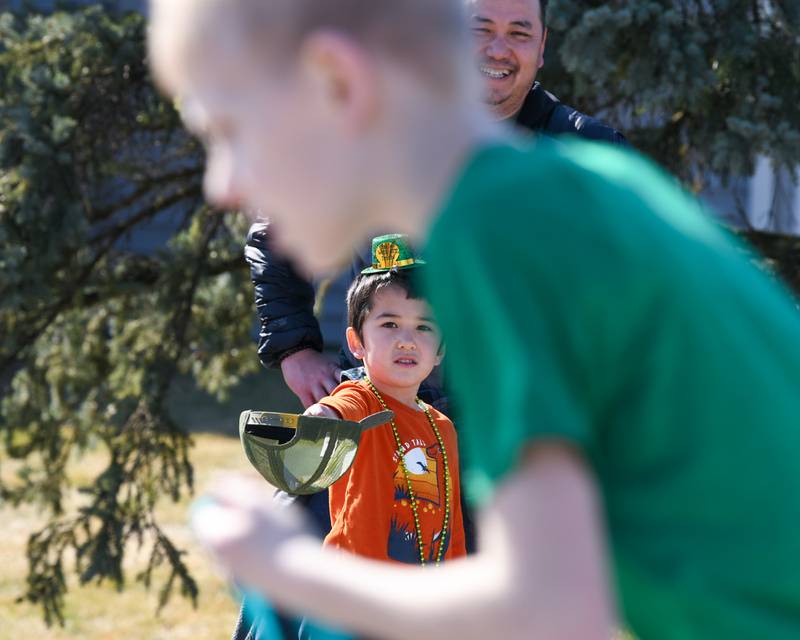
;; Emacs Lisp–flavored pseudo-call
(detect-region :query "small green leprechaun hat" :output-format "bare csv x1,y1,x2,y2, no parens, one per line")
361,234,426,274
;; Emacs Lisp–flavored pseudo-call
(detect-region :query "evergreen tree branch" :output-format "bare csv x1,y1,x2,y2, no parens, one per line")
0,191,204,381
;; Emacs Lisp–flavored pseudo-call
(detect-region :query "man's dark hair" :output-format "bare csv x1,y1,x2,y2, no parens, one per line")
346,268,423,339
540,0,548,30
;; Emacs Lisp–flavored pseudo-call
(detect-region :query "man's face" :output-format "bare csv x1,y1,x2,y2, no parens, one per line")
165,33,371,275
467,0,547,120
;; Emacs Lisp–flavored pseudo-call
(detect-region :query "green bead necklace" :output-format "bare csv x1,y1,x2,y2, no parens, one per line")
365,377,452,567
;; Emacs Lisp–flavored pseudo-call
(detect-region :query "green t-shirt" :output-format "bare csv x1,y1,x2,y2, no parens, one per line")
423,139,800,639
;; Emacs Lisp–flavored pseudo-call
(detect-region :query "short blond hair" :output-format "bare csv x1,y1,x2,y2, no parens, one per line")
150,0,469,93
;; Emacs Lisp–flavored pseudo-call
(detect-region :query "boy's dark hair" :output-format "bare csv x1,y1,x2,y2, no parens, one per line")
347,268,423,339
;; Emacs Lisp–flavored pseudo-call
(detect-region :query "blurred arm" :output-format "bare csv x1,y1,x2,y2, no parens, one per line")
200,442,616,640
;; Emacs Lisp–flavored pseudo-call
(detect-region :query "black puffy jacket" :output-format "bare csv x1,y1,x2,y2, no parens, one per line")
245,222,324,368
517,82,628,145
245,83,626,369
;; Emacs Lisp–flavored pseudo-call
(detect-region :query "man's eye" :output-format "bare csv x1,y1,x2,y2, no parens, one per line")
511,31,532,40
471,27,491,34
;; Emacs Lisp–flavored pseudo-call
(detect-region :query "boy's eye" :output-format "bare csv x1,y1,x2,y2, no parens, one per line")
381,322,398,329
417,325,434,332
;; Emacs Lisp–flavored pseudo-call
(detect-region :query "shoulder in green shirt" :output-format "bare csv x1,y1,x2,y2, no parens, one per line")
423,138,800,640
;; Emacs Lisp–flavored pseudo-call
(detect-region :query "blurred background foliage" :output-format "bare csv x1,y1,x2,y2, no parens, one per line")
540,0,800,187
539,0,800,290
0,7,257,624
0,0,799,625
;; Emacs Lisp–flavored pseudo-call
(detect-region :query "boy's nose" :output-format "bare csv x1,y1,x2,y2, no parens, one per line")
396,334,416,349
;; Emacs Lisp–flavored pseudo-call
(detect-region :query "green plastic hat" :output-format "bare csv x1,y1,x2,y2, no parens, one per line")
361,234,426,274
239,409,393,494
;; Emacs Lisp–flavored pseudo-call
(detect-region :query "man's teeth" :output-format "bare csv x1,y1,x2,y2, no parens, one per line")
480,66,512,79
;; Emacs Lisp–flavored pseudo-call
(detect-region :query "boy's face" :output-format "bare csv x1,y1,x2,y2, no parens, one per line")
347,285,443,398
156,20,379,275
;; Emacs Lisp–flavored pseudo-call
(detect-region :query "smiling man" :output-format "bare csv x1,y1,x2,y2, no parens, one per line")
470,0,626,143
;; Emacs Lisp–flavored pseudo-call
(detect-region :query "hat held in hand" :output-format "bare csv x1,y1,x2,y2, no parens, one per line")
239,409,393,494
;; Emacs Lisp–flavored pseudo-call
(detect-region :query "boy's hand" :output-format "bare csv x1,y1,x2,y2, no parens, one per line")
303,403,340,419
191,474,317,592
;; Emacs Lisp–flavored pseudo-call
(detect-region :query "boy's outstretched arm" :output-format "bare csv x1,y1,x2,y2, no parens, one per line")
303,403,341,419
194,442,617,640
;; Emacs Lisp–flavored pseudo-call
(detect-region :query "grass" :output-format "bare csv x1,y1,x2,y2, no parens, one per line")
0,432,261,640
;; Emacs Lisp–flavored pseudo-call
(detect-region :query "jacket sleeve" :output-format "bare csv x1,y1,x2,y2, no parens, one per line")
245,221,323,368
547,103,629,147
517,85,629,147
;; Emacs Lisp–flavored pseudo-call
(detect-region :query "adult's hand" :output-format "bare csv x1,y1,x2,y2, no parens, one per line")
280,348,341,408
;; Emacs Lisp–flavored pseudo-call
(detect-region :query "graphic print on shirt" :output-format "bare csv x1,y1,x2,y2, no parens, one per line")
387,440,451,563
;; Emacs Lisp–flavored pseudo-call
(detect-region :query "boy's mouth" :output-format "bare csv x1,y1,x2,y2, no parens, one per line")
394,357,418,367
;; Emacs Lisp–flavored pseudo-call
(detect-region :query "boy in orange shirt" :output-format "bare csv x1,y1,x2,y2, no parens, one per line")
305,235,466,565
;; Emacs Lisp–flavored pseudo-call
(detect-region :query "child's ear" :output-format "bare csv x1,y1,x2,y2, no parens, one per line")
346,326,365,360
434,342,445,366
299,30,378,134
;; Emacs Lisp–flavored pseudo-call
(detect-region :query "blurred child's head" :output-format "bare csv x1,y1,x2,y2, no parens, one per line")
345,268,443,397
148,0,477,276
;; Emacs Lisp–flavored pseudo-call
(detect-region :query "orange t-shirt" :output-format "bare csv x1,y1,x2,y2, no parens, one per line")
319,380,467,564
